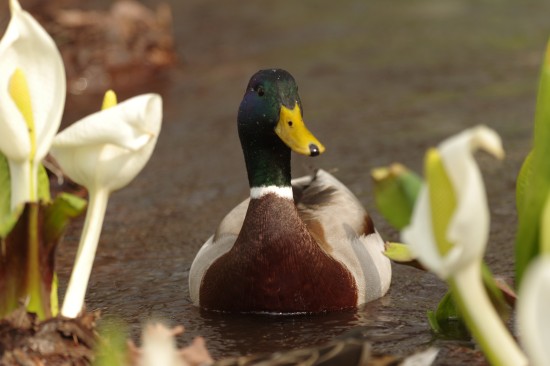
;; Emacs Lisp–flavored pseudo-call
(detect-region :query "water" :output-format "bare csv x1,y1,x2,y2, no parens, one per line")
50,0,550,363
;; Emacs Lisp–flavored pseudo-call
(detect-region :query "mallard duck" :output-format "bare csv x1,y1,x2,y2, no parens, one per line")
189,69,391,313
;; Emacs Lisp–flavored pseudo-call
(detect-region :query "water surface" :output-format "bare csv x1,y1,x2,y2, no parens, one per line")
54,0,550,363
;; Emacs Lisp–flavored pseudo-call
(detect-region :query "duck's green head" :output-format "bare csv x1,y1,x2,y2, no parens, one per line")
238,69,325,157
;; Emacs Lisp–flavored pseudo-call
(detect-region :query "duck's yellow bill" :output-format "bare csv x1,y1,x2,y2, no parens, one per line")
275,103,325,156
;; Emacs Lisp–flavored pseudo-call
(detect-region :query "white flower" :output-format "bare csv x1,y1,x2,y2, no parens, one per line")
50,93,162,194
0,0,66,208
517,256,550,366
401,125,504,279
50,91,162,318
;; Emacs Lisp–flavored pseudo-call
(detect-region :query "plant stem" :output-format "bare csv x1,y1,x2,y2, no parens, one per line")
25,203,48,319
61,188,109,318
8,159,31,210
449,262,527,366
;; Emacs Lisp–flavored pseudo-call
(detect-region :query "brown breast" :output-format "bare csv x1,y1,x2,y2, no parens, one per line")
199,193,358,313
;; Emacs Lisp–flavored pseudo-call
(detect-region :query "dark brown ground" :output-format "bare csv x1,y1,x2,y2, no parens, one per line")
0,307,97,365
2,0,549,364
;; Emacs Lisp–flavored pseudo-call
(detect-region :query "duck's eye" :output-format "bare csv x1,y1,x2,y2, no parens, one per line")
257,87,265,97
288,121,293,127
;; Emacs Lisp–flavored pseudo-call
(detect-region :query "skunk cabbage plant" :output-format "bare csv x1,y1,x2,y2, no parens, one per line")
51,91,162,318
0,0,79,320
401,125,527,366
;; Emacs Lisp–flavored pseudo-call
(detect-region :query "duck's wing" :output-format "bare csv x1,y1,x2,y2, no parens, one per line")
213,198,250,241
293,169,392,304
293,170,370,238
189,198,249,306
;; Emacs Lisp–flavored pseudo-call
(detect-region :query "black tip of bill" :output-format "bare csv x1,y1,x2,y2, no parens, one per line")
309,144,320,156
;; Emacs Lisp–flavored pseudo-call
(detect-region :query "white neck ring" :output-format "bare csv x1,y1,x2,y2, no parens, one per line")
250,186,293,200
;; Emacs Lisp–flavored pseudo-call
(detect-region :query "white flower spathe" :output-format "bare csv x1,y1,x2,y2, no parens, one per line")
0,0,66,207
401,125,504,279
50,93,162,194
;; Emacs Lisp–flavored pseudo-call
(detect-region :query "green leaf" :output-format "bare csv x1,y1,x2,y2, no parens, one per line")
384,242,416,262
515,41,550,286
0,153,20,238
516,150,533,219
372,163,422,230
427,290,470,340
44,192,87,248
384,242,425,270
481,263,511,321
540,190,550,255
37,162,51,202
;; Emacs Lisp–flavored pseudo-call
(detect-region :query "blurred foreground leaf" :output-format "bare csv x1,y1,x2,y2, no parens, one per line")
372,163,422,230
428,291,469,340
482,264,512,321
516,150,533,219
540,191,550,255
384,242,424,270
515,41,550,286
93,319,128,366
384,242,416,262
